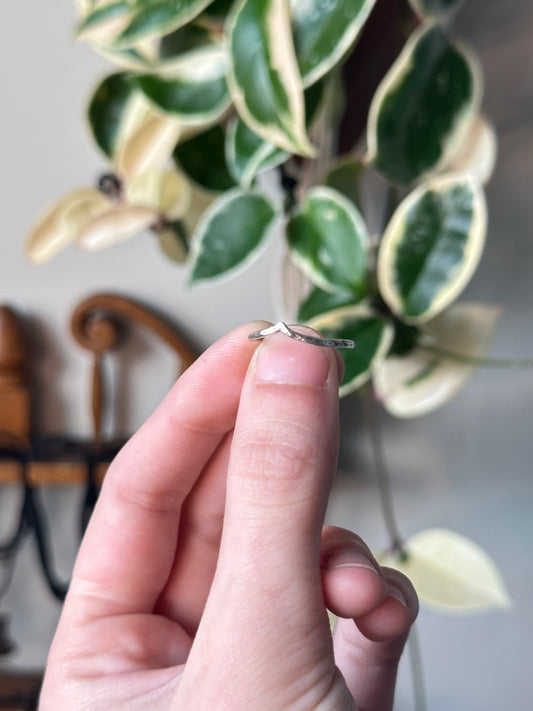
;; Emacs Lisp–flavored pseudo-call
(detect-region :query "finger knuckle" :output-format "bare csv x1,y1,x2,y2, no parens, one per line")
233,418,318,494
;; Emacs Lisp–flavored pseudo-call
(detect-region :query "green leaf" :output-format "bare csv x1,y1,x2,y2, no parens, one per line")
88,72,136,158
189,189,277,283
203,0,236,17
228,0,314,156
287,186,368,295
374,302,500,417
408,0,463,20
159,23,214,59
225,117,289,187
291,0,377,87
174,125,237,191
308,306,394,396
132,46,230,125
225,82,324,188
377,174,486,323
297,286,363,322
303,77,326,125
367,23,482,185
324,157,363,210
389,320,420,357
115,0,217,48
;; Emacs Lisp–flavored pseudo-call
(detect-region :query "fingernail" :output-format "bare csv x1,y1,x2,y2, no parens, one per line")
387,583,408,608
253,330,331,388
327,550,382,577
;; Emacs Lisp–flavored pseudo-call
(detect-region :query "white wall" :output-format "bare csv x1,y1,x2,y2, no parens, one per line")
1,2,533,710
0,0,281,438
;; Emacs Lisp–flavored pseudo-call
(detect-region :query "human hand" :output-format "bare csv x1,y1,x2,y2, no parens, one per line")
39,322,418,711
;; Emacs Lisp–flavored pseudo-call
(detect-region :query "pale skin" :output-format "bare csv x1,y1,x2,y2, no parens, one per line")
39,322,418,711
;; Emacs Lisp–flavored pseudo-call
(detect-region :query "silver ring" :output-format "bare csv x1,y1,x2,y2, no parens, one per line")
248,322,355,349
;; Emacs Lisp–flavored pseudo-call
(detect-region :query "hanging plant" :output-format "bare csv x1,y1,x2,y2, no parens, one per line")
26,3,516,680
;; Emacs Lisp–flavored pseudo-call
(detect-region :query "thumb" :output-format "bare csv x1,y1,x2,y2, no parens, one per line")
175,328,347,710
218,327,340,588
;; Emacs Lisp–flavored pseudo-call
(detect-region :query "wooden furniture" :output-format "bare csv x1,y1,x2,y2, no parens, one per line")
0,293,196,486
0,673,42,711
0,307,31,448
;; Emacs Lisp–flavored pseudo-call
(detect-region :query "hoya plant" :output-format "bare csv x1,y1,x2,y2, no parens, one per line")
27,0,512,675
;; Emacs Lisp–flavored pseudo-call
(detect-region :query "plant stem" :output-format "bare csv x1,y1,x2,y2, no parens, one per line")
361,386,429,711
0,559,16,600
408,623,429,711
361,386,404,554
419,342,533,370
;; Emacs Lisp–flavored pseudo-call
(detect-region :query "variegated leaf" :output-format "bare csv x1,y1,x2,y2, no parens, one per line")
381,528,511,612
377,174,487,323
115,0,216,48
367,23,482,185
228,0,314,156
93,44,157,72
26,189,111,263
77,1,159,70
291,0,377,87
374,303,500,417
189,189,277,284
308,305,394,396
133,46,230,126
287,186,368,295
224,82,323,187
225,116,289,188
76,1,133,45
88,73,142,158
297,286,363,322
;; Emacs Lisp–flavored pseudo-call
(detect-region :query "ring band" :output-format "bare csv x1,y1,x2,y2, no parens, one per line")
248,322,355,349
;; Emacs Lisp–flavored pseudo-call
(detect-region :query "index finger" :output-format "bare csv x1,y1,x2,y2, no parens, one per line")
66,321,269,621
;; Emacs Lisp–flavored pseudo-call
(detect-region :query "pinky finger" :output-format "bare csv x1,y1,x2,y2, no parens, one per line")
333,568,418,711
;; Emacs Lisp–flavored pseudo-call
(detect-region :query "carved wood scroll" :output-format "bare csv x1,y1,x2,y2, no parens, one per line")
0,293,197,486
70,292,196,447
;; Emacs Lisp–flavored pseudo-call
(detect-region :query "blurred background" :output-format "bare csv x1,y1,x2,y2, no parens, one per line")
0,1,532,708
